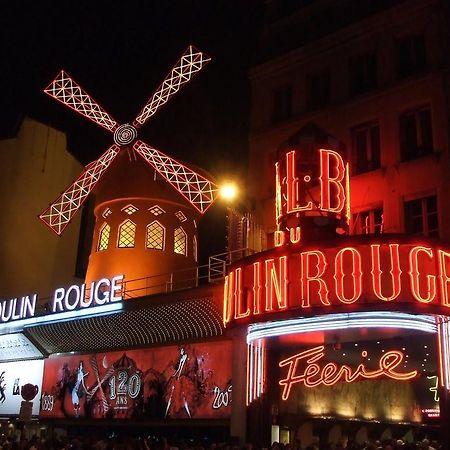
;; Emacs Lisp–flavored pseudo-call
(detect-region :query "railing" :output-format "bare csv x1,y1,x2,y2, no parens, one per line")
121,247,256,299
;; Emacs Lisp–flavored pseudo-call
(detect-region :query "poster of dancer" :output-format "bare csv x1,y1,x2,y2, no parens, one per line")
40,340,232,419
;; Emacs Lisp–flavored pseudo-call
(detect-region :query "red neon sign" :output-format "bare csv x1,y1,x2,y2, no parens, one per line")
278,346,417,400
275,148,348,238
223,239,450,326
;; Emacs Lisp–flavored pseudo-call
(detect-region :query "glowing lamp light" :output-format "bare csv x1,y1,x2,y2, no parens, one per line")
220,183,238,201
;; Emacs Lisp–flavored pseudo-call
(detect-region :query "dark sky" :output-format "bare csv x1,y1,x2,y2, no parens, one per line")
1,1,264,261
1,1,263,175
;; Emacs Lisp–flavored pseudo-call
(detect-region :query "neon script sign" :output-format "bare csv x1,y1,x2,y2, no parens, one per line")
223,240,450,325
278,345,417,400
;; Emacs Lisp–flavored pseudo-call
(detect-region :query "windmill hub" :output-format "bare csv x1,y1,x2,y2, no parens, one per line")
114,123,138,146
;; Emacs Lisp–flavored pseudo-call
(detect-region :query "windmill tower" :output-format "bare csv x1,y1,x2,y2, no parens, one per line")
39,46,219,296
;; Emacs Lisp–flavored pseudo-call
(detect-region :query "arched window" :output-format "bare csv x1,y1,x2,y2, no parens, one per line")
97,223,110,251
118,219,136,248
174,227,187,256
146,221,165,250
193,235,198,262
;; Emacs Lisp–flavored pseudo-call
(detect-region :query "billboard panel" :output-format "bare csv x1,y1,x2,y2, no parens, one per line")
0,359,44,416
40,341,232,420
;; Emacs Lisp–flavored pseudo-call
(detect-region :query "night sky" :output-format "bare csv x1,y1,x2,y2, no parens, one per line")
1,0,264,260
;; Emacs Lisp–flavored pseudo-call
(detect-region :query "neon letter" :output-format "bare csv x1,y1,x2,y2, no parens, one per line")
319,149,345,212
233,268,248,319
252,262,262,315
371,244,402,302
438,250,450,307
286,151,313,213
300,250,330,307
409,247,436,303
274,230,286,247
265,257,288,311
334,247,362,304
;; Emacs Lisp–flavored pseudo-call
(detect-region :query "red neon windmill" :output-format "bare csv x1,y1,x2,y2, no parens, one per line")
39,46,218,236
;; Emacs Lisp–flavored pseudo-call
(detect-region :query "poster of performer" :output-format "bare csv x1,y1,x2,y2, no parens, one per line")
40,340,232,420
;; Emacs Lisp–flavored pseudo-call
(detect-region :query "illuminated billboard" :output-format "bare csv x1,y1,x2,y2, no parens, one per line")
40,340,231,420
0,359,44,416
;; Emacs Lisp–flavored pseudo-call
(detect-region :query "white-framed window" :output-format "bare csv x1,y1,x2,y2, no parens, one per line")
404,195,438,238
352,207,383,235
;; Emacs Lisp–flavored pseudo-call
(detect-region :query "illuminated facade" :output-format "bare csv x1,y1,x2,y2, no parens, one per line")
2,1,450,447
239,0,450,447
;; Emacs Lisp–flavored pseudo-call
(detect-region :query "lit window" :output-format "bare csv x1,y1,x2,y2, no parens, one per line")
118,219,136,248
102,208,112,218
399,106,433,161
351,121,380,175
193,235,198,262
175,211,187,222
97,223,110,251
146,221,165,250
174,227,187,256
148,205,165,216
352,208,383,235
121,204,138,215
404,195,438,238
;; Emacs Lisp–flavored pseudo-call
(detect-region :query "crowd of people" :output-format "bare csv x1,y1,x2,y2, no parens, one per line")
0,434,443,450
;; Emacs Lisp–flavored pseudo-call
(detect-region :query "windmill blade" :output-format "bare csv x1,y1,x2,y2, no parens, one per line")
133,45,211,128
44,70,118,132
39,144,120,235
133,140,219,213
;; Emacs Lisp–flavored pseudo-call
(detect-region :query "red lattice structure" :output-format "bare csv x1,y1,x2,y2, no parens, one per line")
39,45,218,236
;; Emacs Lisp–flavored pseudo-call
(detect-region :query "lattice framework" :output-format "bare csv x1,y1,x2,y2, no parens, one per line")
39,145,120,235
133,46,211,127
98,223,111,251
40,46,218,235
44,71,118,131
174,227,187,255
134,141,218,214
118,220,136,248
146,221,165,250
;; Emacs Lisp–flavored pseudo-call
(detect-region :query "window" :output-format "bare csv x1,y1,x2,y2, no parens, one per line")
272,85,292,123
351,122,380,174
121,204,138,215
175,211,187,222
349,52,377,96
396,34,426,78
399,106,433,161
404,195,438,238
193,235,198,262
148,205,165,216
306,70,330,110
146,221,165,250
102,208,112,218
118,219,136,248
97,223,110,251
352,208,383,235
174,227,187,256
